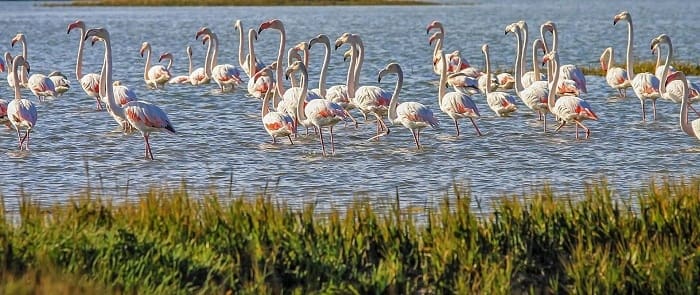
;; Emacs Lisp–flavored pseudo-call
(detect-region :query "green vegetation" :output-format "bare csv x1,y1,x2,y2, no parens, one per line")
1,178,700,293
63,0,433,6
581,60,700,76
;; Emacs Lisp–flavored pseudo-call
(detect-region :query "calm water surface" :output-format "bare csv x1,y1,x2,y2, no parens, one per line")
0,1,699,211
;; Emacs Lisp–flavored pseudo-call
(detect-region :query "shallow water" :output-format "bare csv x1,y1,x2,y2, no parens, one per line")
0,1,698,211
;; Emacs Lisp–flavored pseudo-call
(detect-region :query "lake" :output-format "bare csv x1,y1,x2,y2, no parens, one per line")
0,0,698,211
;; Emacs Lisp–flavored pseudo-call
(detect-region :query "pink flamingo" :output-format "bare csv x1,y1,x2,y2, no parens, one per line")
189,32,213,86
160,47,193,84
437,49,481,136
308,34,357,126
68,20,102,110
6,55,37,150
48,71,70,96
246,29,274,99
140,42,171,89
544,51,598,139
600,47,630,98
257,19,288,100
234,20,265,78
676,71,700,141
651,34,700,116
426,21,471,75
287,61,348,156
614,11,660,121
0,99,9,128
195,27,243,92
261,86,295,144
378,63,438,148
87,28,175,160
428,32,479,94
481,44,518,116
540,21,587,94
10,33,29,88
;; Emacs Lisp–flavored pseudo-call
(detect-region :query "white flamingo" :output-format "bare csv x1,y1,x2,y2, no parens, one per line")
189,31,213,86
335,33,392,140
676,71,700,141
48,71,70,96
600,47,630,98
6,55,37,150
651,34,700,116
234,20,265,78
246,29,274,99
10,33,29,88
614,11,660,121
426,21,471,75
68,20,102,110
437,49,481,136
287,61,348,156
160,47,193,84
26,73,56,102
87,28,175,160
544,51,598,139
261,87,295,144
428,32,479,95
139,42,171,89
378,63,438,148
195,28,243,92
481,44,518,116
540,21,587,94
506,23,551,132
308,34,357,126
258,19,289,111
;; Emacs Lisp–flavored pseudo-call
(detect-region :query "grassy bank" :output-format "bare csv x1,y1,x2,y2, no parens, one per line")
581,60,700,76
1,178,700,293
62,0,433,6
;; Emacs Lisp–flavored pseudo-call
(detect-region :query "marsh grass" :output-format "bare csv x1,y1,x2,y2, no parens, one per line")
1,177,700,293
62,0,433,6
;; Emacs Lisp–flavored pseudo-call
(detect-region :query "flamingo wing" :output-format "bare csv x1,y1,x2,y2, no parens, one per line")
124,102,175,133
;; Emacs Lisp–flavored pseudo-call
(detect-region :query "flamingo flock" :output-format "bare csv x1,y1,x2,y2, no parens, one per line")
2,11,700,160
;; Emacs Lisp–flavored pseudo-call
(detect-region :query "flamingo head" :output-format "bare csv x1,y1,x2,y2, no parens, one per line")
10,34,25,47
233,19,242,31
4,52,12,67
67,20,85,34
252,65,273,83
257,19,283,35
428,32,443,46
613,11,631,25
90,36,102,46
201,34,211,45
158,52,172,63
294,41,309,51
288,47,302,63
11,55,28,74
84,27,109,42
558,81,579,96
540,21,555,34
186,46,192,57
577,105,598,121
426,20,443,35
113,80,123,86
48,71,67,79
377,63,401,83
248,29,258,42
285,60,306,81
308,34,330,50
542,50,558,67
343,48,353,62
499,73,515,85
334,32,353,50
516,20,528,31
139,42,150,58
481,44,489,55
650,34,670,52
599,47,612,71
504,22,519,35
195,27,212,40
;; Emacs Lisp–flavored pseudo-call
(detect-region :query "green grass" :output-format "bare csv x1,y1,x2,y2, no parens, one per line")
61,0,434,6
1,178,700,293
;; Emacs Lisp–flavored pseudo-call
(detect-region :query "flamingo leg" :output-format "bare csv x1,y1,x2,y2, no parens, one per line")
144,133,154,160
411,129,420,149
575,122,579,140
330,126,335,155
344,110,358,129
469,118,482,136
94,97,103,110
271,136,277,144
576,120,591,139
640,100,646,121
417,129,422,146
688,103,700,117
19,130,30,150
453,119,460,136
543,113,548,133
537,110,543,121
15,128,22,149
554,121,566,132
318,127,326,156
652,99,657,120
287,135,294,145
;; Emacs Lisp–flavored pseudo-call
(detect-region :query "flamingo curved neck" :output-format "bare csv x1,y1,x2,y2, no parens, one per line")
484,47,492,94
296,66,309,123
317,39,330,97
533,40,542,80
143,45,151,82
432,34,443,63
387,68,403,124
547,55,561,109
605,48,614,72
438,47,448,105
512,27,525,94
680,79,695,137
187,49,193,75
100,34,124,119
274,27,286,96
75,26,86,80
659,41,673,95
203,37,213,78
346,44,358,98
166,57,173,72
520,23,528,77
287,48,299,87
237,23,246,73
540,25,550,54
12,59,21,100
248,30,256,76
353,37,365,91
261,84,271,118
624,18,635,80
209,33,219,74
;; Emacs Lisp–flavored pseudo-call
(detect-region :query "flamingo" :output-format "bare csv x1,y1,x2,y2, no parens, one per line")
0,99,9,128
87,28,175,160
246,29,274,99
335,33,392,140
68,20,102,110
378,63,438,148
190,31,213,86
600,47,630,98
26,73,56,102
286,61,348,156
481,44,518,116
234,20,265,78
544,51,598,139
324,35,357,116
428,33,479,94
540,21,587,94
426,21,470,75
261,86,295,144
160,48,193,84
676,71,700,141
437,49,481,136
139,42,171,89
651,34,700,116
506,23,551,132
10,33,29,88
195,27,243,93
614,11,660,121
258,19,290,114
0,55,4,73
6,55,37,150
520,24,548,88
48,71,70,96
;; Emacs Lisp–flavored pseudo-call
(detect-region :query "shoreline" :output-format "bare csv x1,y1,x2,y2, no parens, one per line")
46,0,436,6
